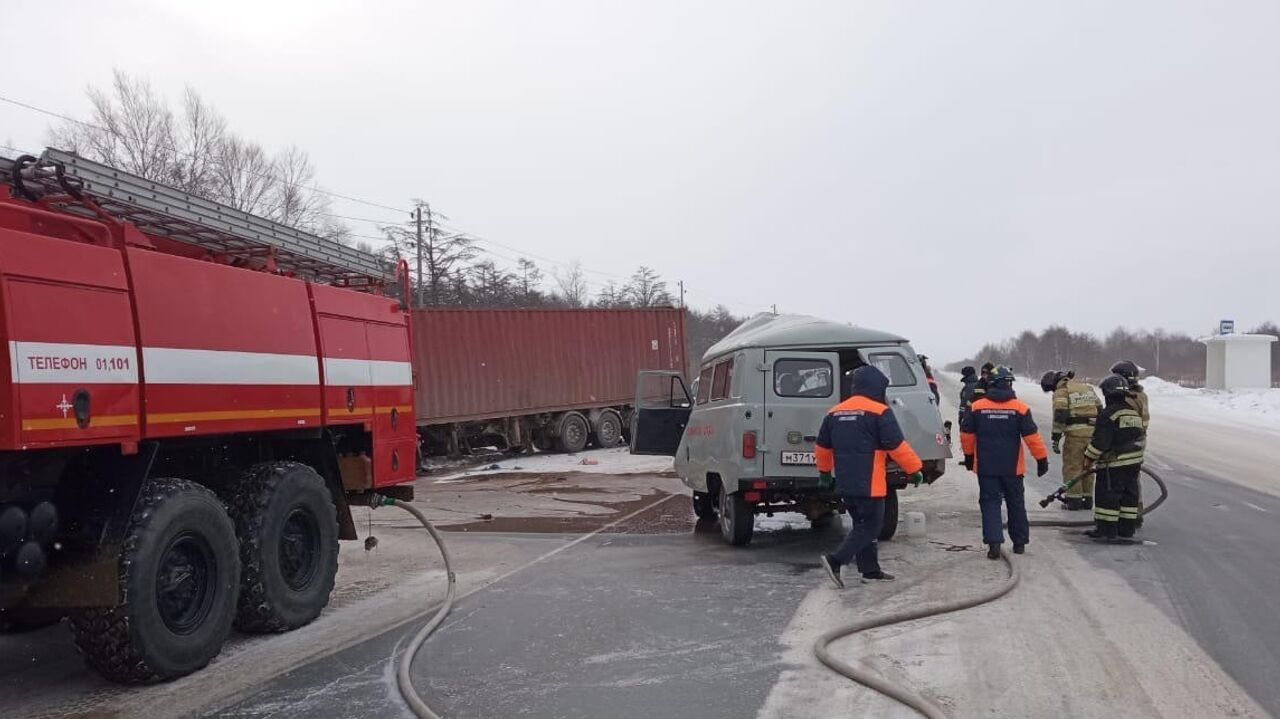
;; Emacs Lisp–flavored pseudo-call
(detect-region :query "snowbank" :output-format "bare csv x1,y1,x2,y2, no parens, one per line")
429,446,674,482
1142,376,1280,433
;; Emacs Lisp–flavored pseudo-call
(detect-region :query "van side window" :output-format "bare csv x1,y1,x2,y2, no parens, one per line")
774,359,833,398
710,357,734,401
869,352,917,387
695,366,713,405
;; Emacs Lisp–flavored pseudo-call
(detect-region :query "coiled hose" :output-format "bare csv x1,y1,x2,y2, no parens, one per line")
370,495,457,719
813,466,1168,718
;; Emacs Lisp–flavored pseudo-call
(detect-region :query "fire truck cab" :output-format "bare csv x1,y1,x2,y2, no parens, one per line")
0,150,416,683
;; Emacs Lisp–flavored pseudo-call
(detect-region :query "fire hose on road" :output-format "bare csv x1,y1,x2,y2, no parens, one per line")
368,494,458,719
813,466,1169,719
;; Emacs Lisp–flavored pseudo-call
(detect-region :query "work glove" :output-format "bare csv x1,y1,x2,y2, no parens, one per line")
1051,435,1062,454
963,455,974,472
818,471,834,490
909,471,925,488
1036,457,1050,477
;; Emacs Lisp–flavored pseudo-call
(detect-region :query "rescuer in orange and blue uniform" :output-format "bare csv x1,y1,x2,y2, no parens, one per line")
960,366,1050,559
816,365,924,589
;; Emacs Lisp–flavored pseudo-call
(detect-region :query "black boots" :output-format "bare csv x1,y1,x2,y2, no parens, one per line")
987,543,1001,560
1013,544,1026,554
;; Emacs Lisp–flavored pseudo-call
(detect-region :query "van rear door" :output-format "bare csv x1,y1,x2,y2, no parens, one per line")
861,347,951,463
630,370,692,455
762,351,840,477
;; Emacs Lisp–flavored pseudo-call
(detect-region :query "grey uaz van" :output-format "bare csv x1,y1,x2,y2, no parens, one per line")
631,314,950,546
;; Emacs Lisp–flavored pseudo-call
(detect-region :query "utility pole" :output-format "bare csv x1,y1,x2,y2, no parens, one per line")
414,204,424,308
771,303,777,314
678,280,685,310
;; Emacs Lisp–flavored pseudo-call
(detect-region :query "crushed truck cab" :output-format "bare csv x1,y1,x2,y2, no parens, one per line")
631,313,951,546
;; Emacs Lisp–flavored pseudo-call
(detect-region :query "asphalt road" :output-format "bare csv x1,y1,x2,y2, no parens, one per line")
942,374,1280,716
211,520,842,719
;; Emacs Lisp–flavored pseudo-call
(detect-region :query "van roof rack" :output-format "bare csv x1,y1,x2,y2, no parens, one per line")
0,148,390,287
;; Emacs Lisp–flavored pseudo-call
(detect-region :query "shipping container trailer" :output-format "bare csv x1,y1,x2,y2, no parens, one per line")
412,307,687,456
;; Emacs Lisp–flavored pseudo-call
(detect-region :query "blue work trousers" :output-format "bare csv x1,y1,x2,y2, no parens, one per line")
832,495,884,575
978,474,1028,546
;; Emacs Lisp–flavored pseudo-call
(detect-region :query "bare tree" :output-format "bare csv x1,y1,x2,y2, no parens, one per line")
46,69,346,239
212,135,275,216
553,261,588,307
516,258,543,306
382,218,477,306
625,265,673,307
594,281,629,308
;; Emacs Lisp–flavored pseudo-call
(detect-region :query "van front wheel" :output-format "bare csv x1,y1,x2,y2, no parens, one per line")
719,484,754,546
878,488,899,541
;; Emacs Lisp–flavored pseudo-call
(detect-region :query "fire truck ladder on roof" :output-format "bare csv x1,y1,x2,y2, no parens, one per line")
1,148,391,287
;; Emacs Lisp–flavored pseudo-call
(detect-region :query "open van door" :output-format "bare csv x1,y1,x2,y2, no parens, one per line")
630,370,692,455
859,347,951,467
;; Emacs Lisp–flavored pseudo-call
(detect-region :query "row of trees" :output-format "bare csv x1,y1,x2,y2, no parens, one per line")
48,70,347,241
948,323,1280,385
43,71,753,364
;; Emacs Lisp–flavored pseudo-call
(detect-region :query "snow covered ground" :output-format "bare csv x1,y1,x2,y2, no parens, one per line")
428,446,674,483
1141,376,1280,433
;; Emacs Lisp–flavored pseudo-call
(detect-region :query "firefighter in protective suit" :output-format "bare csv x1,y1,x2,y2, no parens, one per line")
1084,374,1147,541
1040,370,1101,511
1110,359,1150,524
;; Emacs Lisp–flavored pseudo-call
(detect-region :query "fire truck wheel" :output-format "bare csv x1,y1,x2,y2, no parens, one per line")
556,412,590,454
227,462,338,633
69,478,240,684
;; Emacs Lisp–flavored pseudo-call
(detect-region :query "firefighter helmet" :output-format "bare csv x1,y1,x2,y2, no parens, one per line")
1110,360,1141,381
989,365,1015,387
1098,373,1131,400
1040,370,1063,393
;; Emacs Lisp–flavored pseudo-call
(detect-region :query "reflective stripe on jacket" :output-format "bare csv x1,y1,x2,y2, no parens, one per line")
816,396,924,498
1052,377,1101,438
1085,403,1146,468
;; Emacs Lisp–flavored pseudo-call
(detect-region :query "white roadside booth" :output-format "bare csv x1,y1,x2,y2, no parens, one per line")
1200,320,1277,390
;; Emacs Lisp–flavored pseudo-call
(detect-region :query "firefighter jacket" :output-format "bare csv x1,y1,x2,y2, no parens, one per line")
816,366,923,499
1085,399,1146,468
1125,385,1150,428
1052,377,1101,440
960,385,1049,476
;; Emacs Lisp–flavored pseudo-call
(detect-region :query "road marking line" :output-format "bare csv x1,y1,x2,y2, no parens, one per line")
1242,502,1269,513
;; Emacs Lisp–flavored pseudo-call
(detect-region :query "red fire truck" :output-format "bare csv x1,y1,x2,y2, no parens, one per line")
0,150,418,683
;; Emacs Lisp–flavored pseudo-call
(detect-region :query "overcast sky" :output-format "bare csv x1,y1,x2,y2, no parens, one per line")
4,0,1279,360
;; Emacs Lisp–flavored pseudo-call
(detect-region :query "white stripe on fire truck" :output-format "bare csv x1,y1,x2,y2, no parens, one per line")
323,357,413,387
10,342,412,387
142,347,320,385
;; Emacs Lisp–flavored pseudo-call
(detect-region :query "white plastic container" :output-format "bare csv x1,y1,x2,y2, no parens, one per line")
904,511,927,538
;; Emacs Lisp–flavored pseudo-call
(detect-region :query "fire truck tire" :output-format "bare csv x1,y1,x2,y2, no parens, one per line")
227,462,338,633
556,412,590,454
69,478,240,684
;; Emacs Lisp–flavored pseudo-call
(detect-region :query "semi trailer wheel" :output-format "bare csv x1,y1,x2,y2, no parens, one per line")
592,409,623,448
719,483,754,546
556,412,590,454
877,488,899,541
70,478,240,684
227,462,338,633
692,491,717,521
